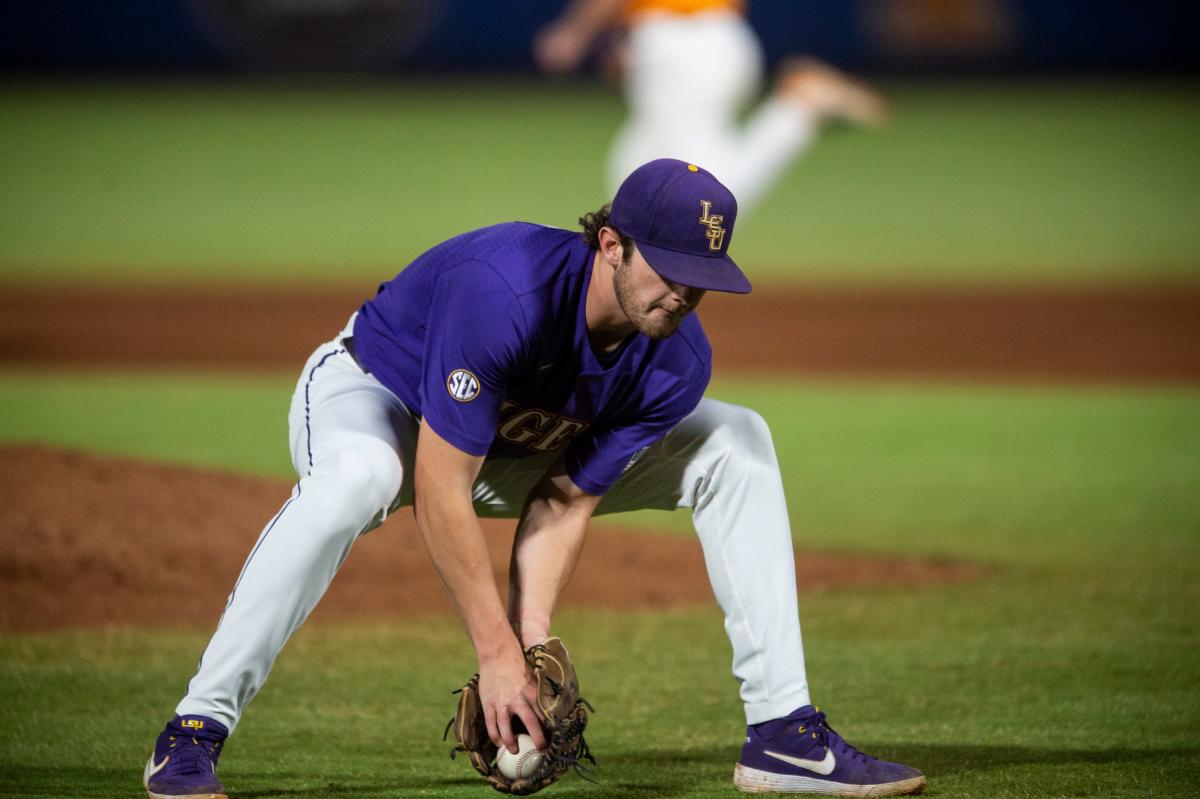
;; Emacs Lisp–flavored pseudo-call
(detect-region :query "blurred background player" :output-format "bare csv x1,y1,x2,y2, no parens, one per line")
534,0,889,216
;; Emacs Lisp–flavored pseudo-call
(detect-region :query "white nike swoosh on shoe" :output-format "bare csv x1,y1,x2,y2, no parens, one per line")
763,747,837,775
144,753,168,785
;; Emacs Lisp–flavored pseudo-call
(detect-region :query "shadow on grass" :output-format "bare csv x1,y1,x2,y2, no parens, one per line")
236,784,397,798
6,744,1198,797
875,741,1200,777
0,770,398,799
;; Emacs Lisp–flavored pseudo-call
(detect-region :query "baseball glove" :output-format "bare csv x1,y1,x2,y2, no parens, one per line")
446,636,595,795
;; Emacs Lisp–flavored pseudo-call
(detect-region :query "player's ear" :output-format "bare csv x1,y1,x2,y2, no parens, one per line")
597,226,624,268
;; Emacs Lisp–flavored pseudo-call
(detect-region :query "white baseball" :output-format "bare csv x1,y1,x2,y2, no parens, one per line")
495,733,546,781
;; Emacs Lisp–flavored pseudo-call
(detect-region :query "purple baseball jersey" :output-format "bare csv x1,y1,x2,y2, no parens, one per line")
351,222,711,495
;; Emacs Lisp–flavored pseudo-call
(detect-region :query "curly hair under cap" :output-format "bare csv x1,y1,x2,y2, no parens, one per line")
579,203,634,262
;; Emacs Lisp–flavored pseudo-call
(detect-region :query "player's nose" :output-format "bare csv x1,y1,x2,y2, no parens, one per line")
670,284,707,310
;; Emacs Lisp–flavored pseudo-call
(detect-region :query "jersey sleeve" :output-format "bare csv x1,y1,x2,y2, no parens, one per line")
420,260,529,456
563,366,709,496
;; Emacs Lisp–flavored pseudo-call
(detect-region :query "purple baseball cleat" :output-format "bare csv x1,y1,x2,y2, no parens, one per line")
143,714,229,799
734,706,926,796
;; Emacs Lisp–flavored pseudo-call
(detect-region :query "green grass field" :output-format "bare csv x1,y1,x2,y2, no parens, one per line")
1,373,1197,797
1,78,1198,284
1,77,1198,797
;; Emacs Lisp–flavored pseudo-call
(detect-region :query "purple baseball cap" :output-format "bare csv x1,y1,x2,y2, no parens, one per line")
609,158,751,294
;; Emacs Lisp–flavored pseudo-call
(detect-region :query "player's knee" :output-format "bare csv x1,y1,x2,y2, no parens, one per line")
718,405,777,467
327,438,404,517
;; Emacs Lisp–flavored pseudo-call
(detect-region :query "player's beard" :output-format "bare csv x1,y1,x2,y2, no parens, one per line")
613,258,688,340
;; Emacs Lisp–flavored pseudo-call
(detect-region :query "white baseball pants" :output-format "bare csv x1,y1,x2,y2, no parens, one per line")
177,319,810,731
608,10,818,215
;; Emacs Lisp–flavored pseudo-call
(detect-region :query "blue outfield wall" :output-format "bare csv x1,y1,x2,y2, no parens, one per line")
1,0,1195,73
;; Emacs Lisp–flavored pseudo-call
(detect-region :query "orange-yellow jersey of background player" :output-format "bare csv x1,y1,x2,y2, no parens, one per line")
624,0,744,20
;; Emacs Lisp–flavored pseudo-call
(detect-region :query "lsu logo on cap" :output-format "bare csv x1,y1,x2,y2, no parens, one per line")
698,200,726,251
446,369,480,402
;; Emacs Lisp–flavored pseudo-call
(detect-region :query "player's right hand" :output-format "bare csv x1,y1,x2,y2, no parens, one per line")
533,24,589,74
478,646,548,754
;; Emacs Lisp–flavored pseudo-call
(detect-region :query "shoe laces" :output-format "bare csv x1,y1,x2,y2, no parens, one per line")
165,734,222,775
802,710,869,765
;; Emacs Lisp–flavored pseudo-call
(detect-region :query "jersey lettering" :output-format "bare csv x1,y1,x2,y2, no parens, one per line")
536,418,590,452
496,402,590,452
498,409,553,445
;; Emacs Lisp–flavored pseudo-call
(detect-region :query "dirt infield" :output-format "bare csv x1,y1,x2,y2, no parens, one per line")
2,280,1193,632
0,446,983,632
3,283,1199,381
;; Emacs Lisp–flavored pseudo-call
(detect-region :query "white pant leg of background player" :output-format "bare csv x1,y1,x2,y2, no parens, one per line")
471,398,811,725
607,11,819,216
176,333,415,731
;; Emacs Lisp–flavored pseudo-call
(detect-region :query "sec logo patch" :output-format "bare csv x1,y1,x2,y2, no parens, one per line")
446,369,480,402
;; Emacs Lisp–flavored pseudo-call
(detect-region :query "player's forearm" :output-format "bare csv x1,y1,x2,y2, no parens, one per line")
413,421,519,662
414,484,518,660
535,0,627,74
554,0,626,37
508,474,601,646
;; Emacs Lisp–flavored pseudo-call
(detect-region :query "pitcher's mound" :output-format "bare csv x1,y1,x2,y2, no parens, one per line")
0,445,983,632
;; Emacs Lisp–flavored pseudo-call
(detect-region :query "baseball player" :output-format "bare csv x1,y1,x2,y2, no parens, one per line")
144,159,925,798
534,0,888,217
